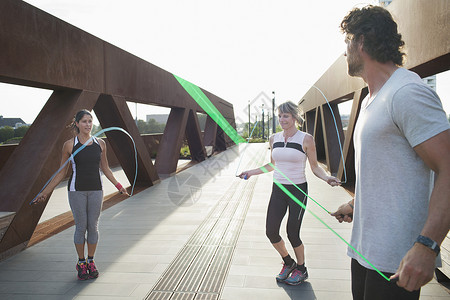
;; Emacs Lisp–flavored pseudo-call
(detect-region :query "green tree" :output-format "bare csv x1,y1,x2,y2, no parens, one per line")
240,122,250,139
147,119,165,133
92,124,103,136
0,126,14,143
136,119,149,134
14,125,29,138
240,122,259,139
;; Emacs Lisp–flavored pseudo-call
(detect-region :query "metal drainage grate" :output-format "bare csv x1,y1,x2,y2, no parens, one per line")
145,144,267,300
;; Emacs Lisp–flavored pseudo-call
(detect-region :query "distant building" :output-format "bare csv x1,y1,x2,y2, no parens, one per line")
422,75,436,91
0,116,27,129
341,114,350,130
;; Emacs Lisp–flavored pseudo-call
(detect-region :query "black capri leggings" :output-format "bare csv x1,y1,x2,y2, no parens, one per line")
266,182,308,248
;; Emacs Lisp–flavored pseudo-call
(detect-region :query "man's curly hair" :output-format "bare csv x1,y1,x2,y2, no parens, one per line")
340,5,405,66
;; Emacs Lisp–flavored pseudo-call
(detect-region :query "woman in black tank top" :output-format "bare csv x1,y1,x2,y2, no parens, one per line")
35,109,128,280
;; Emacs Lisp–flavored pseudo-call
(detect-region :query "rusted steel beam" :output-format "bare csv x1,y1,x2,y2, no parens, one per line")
156,108,190,176
0,212,15,244
0,1,104,91
300,57,363,113
313,108,326,162
0,0,233,116
215,127,228,152
185,110,207,162
141,134,163,158
390,0,450,77
203,116,218,148
0,145,16,171
102,43,202,110
305,109,316,136
93,95,160,187
320,103,345,175
336,88,368,185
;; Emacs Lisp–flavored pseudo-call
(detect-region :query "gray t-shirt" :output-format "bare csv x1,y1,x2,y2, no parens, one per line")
350,68,450,273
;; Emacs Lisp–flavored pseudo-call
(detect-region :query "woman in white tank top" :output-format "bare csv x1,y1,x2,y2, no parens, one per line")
239,101,340,285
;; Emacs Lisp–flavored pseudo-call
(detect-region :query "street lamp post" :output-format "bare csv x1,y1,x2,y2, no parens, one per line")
272,91,276,134
248,100,251,140
261,104,265,140
255,115,258,138
135,102,138,125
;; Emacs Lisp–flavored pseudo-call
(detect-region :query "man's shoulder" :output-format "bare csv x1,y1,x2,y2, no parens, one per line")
390,68,424,89
383,68,434,104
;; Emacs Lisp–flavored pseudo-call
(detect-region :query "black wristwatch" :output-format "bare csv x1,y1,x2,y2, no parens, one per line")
415,235,440,255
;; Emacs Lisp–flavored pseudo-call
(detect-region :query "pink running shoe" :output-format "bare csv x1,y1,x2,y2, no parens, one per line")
276,262,297,282
76,262,89,280
87,260,99,279
285,267,308,285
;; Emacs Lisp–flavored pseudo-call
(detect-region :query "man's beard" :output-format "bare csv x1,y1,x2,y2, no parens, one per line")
346,44,364,77
348,63,363,77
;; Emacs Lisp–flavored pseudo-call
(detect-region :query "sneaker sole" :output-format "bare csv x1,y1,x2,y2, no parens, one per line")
77,276,89,281
285,279,306,286
285,274,308,286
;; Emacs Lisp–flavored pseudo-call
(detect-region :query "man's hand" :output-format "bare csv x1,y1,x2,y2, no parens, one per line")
331,202,353,223
390,243,436,291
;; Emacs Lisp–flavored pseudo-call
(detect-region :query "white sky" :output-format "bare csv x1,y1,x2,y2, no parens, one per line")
1,0,449,125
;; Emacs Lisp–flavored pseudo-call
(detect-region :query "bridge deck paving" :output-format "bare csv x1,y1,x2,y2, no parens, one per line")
0,143,448,299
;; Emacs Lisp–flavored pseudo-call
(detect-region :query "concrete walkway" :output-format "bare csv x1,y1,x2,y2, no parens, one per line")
0,144,448,299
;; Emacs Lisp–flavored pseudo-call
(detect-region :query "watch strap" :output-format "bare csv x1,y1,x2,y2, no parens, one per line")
415,235,440,255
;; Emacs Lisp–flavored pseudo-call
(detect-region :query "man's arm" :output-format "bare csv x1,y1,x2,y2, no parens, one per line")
393,129,450,291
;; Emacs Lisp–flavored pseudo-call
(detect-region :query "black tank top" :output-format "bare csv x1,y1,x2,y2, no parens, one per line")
68,136,103,191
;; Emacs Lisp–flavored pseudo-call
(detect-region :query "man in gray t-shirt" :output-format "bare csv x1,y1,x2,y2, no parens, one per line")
332,5,450,300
